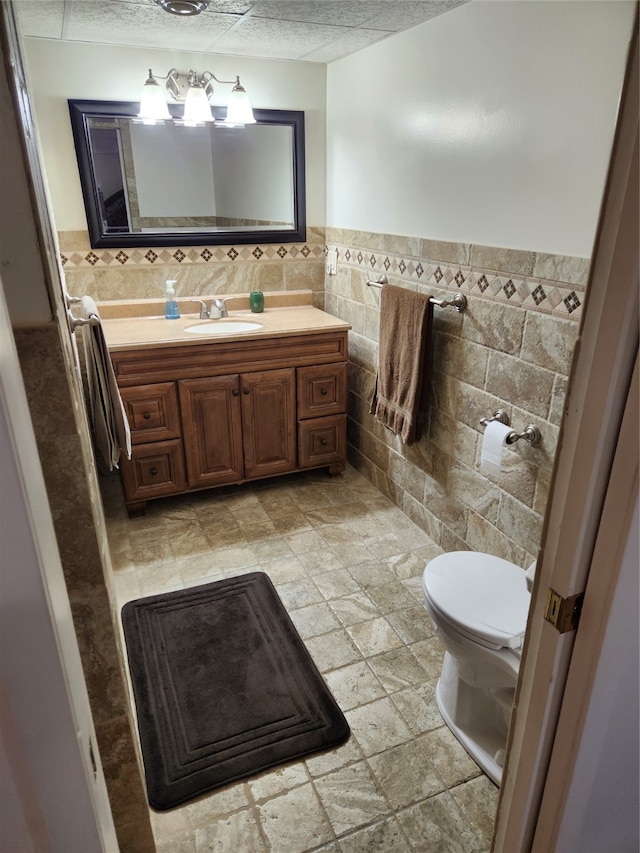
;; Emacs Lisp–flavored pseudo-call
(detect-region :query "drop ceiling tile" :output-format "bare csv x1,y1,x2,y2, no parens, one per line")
208,16,350,60
108,0,157,6
13,0,65,39
302,27,394,64
15,0,470,63
249,1,387,28
66,1,239,51
197,0,256,10
363,0,467,32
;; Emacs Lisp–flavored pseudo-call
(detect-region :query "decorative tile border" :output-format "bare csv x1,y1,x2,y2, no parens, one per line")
59,241,325,270
58,228,585,321
327,242,585,322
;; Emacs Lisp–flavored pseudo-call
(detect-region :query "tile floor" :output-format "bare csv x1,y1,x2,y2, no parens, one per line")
101,465,498,853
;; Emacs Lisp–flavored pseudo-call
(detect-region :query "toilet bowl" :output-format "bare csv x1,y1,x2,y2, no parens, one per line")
422,552,532,785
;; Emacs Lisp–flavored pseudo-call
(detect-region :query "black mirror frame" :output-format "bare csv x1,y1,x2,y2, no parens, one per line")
68,99,306,249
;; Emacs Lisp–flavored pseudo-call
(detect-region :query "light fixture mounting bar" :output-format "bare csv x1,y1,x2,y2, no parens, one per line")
138,68,255,125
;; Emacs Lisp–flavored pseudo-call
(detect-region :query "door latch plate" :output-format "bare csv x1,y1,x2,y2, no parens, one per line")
544,588,584,633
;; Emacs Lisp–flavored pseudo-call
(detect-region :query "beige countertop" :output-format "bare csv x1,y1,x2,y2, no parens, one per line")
100,291,351,351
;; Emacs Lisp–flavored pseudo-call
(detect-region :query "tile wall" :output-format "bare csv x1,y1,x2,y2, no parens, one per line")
324,228,588,568
59,228,327,306
14,324,155,852
59,224,588,569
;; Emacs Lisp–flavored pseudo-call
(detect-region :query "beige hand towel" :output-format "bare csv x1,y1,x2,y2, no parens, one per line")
370,284,433,445
81,296,131,470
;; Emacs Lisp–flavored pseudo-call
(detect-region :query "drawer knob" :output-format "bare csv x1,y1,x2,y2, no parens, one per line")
143,412,151,419
321,388,328,396
320,438,328,446
232,389,239,397
243,388,250,395
150,467,158,475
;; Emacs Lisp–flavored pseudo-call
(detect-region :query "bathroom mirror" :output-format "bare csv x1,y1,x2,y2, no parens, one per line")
68,100,306,248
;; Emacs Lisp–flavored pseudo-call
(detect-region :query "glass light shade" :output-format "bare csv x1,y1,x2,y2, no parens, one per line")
225,87,256,125
183,85,214,123
137,77,172,121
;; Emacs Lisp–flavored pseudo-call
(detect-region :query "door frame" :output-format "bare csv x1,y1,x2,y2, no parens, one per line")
492,20,638,851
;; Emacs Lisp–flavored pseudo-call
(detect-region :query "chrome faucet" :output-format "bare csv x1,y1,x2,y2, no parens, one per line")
210,297,229,319
193,299,210,319
193,297,229,319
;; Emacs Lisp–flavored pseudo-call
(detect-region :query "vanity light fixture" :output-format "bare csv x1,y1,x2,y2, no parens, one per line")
137,68,256,125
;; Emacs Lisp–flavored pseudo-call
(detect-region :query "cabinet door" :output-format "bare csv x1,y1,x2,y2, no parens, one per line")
240,369,297,479
179,376,244,488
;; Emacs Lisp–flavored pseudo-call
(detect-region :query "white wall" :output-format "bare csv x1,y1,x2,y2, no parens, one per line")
326,0,636,257
21,38,326,231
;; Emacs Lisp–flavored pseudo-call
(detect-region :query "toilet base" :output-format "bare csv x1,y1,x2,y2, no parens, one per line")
435,652,513,786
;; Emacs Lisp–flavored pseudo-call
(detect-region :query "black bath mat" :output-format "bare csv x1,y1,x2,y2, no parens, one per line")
121,572,350,810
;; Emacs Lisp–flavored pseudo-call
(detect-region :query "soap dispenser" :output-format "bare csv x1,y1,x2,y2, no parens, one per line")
165,279,180,319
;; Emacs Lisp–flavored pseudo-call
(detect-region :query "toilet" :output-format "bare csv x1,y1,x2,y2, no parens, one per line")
422,551,534,785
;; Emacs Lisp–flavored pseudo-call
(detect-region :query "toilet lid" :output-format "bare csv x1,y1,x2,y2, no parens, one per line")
423,552,530,649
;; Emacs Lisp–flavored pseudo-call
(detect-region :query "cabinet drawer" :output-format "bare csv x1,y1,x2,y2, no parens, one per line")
120,382,181,445
297,362,347,420
298,414,347,469
120,439,186,501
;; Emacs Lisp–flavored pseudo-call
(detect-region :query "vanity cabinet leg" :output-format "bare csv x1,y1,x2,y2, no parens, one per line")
328,463,345,477
126,500,147,517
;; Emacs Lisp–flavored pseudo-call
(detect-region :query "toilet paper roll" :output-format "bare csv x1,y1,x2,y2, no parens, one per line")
480,421,512,474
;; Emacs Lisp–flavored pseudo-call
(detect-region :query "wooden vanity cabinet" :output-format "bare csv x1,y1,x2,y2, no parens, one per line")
111,331,347,515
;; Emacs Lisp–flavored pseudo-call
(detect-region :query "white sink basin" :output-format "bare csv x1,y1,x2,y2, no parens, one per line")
184,321,263,335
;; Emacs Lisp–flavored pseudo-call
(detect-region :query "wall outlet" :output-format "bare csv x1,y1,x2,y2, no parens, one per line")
326,248,338,275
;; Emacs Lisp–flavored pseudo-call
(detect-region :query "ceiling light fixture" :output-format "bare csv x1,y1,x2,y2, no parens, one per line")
137,68,256,126
154,0,209,15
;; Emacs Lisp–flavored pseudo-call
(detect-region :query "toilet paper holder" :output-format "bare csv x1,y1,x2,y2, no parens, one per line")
480,410,541,447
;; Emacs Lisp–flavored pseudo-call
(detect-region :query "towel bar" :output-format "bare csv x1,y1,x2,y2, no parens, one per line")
366,276,467,312
65,292,100,331
68,309,100,331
